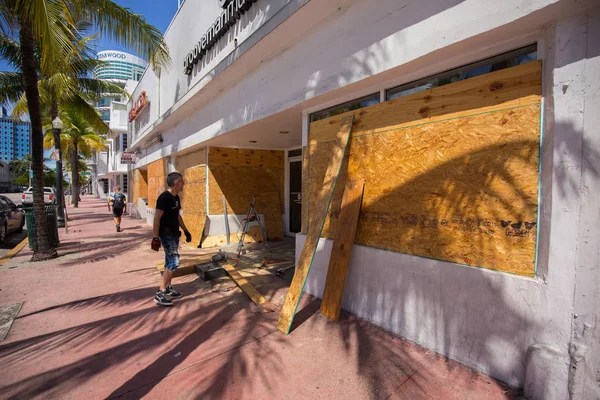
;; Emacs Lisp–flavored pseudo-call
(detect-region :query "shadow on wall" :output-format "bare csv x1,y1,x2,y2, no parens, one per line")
301,120,598,392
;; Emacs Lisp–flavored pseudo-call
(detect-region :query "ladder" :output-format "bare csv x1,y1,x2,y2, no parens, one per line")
237,196,271,257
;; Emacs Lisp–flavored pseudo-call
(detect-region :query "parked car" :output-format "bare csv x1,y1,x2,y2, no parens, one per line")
21,187,57,206
0,195,25,243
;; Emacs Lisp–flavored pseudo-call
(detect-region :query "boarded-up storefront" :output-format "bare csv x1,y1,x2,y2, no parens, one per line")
306,61,542,276
208,147,285,244
147,158,167,209
175,149,208,248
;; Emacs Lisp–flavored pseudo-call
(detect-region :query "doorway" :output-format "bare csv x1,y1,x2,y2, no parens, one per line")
288,149,302,234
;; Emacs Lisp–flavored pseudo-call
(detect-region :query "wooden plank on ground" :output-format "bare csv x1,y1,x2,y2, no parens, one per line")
320,179,365,321
222,263,268,306
156,253,216,277
276,115,354,334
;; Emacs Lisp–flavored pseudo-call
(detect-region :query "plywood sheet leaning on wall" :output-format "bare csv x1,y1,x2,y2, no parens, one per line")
301,147,309,234
321,179,364,321
147,158,167,208
180,165,207,247
307,62,542,276
277,115,353,335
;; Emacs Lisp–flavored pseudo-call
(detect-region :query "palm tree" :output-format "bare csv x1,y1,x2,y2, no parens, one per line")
44,107,108,207
0,0,170,261
1,34,127,224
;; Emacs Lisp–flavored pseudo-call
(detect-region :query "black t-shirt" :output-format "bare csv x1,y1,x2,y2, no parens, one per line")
156,191,181,237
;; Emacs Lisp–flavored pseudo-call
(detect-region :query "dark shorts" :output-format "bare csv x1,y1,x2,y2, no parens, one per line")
160,235,180,271
112,207,123,217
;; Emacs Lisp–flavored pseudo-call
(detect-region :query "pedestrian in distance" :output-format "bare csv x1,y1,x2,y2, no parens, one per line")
108,185,127,232
151,172,192,306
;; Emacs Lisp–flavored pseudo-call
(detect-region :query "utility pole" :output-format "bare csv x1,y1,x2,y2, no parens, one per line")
52,117,65,227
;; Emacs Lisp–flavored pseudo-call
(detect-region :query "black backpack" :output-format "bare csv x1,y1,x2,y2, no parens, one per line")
113,193,125,210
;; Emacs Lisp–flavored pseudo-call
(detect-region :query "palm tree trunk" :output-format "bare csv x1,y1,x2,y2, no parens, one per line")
18,17,57,261
71,144,79,207
51,100,65,226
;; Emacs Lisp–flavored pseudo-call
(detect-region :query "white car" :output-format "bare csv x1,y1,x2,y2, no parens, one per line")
21,187,57,206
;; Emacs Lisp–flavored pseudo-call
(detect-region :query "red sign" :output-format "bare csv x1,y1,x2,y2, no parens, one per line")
129,91,148,122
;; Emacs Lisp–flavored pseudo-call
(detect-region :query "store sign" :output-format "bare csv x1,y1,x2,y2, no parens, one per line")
128,91,148,122
98,52,126,60
120,152,138,164
183,0,258,75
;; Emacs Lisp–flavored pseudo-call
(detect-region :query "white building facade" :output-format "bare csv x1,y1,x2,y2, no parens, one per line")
127,1,600,399
92,51,146,200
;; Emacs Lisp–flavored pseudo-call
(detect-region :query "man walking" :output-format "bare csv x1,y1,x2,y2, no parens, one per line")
108,185,126,232
151,172,192,306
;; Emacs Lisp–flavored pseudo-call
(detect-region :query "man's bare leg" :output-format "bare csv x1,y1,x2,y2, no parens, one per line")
161,269,173,291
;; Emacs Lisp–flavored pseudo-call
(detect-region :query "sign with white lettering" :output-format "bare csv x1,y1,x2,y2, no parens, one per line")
120,153,138,164
183,0,258,75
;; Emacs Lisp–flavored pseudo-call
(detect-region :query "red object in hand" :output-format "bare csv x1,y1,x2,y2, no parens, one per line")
151,237,161,251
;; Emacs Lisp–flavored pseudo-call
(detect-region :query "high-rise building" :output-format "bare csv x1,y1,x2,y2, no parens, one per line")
0,107,31,163
93,51,147,122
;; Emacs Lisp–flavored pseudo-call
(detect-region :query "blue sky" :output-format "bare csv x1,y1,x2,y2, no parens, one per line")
0,0,178,72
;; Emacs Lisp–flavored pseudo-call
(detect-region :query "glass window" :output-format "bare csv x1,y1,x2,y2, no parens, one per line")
309,93,380,124
288,149,302,158
0,198,9,210
122,134,128,151
123,174,128,193
386,44,537,101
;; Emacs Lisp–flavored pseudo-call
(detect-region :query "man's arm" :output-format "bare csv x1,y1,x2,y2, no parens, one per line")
153,209,164,237
178,214,188,233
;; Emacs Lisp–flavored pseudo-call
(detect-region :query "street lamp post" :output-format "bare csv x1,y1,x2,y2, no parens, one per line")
52,117,65,228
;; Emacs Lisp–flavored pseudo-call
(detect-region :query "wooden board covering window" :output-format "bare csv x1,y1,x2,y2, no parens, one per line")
175,148,208,246
307,61,542,276
132,169,148,203
208,147,284,240
147,158,167,209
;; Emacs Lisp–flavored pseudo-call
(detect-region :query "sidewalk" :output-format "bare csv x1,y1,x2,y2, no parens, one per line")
0,197,521,399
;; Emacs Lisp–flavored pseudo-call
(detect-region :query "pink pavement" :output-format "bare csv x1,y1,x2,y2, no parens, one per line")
0,197,521,399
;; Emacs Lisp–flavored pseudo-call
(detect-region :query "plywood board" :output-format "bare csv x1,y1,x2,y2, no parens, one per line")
256,192,283,241
147,158,167,208
208,166,284,214
309,104,541,276
179,165,208,247
209,147,284,168
309,61,542,145
321,179,365,321
277,115,353,334
132,169,148,203
301,146,309,234
201,231,259,248
222,264,268,306
156,253,216,277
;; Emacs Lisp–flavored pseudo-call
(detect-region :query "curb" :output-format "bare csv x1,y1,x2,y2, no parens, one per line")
0,237,29,266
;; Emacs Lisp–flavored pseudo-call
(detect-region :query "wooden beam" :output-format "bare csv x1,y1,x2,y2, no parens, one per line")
222,263,268,306
320,179,365,321
276,115,354,334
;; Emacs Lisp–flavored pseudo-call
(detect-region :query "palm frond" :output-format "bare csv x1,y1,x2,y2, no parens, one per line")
78,77,128,98
67,0,171,70
0,31,21,69
16,0,77,75
0,71,24,104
